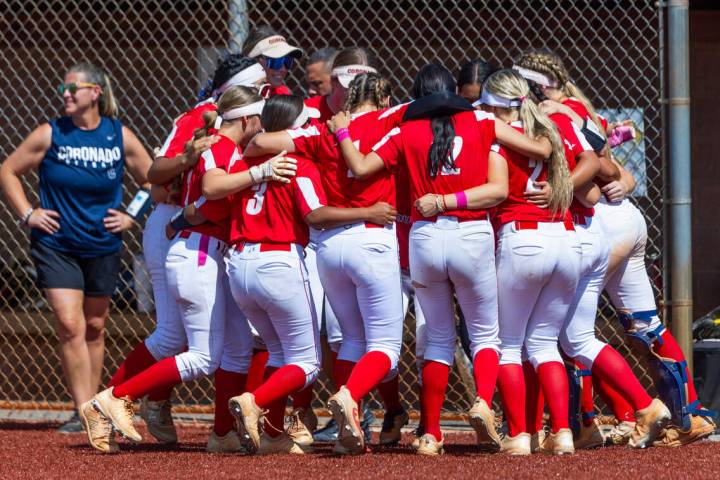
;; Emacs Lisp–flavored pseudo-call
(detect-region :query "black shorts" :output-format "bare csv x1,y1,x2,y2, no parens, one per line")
30,240,121,297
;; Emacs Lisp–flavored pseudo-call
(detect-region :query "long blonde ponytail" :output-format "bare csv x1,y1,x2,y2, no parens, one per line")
484,69,573,214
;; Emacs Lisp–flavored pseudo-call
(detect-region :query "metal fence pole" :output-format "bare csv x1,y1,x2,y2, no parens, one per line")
667,0,694,371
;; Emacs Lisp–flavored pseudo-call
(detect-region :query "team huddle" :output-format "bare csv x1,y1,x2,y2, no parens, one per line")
76,27,716,456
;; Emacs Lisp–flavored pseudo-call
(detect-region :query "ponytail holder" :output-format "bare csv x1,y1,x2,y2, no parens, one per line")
518,96,526,103
213,116,223,130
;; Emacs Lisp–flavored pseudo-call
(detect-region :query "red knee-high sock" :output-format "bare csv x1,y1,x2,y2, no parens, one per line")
593,375,636,422
252,365,306,438
112,357,182,401
245,349,269,392
473,349,499,405
421,361,449,441
654,330,701,406
377,375,402,412
108,341,157,388
292,383,315,409
345,351,392,402
537,362,570,433
523,361,544,434
497,364,526,437
591,345,652,412
213,369,247,436
575,360,595,426
333,358,355,391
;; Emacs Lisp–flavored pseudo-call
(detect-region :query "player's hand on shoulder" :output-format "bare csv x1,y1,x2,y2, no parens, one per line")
183,135,220,168
103,209,135,233
524,181,552,209
27,208,61,234
327,111,351,133
366,202,397,225
256,150,296,184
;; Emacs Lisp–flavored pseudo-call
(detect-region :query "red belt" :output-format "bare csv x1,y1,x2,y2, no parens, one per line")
365,222,383,229
239,242,293,252
514,219,575,231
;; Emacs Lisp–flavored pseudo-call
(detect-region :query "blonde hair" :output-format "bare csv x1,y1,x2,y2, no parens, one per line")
68,62,118,117
194,85,263,139
514,50,605,137
343,73,391,112
484,69,573,214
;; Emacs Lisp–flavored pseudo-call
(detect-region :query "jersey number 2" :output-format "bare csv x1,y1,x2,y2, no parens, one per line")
525,160,543,192
246,182,267,215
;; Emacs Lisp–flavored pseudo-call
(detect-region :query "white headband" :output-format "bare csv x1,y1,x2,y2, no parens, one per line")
512,65,557,88
476,90,524,108
291,105,321,129
213,63,267,97
214,100,266,129
331,64,378,88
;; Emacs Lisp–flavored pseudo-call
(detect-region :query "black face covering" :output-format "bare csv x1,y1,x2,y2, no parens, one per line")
403,92,474,121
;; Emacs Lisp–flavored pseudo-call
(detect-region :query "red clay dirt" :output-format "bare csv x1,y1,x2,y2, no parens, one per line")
1,421,717,480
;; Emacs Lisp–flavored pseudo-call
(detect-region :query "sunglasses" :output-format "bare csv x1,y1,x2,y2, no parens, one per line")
57,82,99,95
263,56,294,70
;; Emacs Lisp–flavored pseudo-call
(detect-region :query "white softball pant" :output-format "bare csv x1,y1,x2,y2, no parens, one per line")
595,199,662,333
142,203,187,360
218,268,254,374
317,222,404,370
226,244,320,387
305,233,342,352
559,216,611,367
496,222,582,367
409,217,500,367
165,232,227,381
402,269,426,377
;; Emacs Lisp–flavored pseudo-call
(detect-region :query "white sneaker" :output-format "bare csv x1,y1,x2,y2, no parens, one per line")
228,392,263,452
258,432,305,455
416,433,444,456
629,399,672,448
467,397,501,451
327,386,364,455
91,388,142,442
539,428,575,455
500,433,531,455
207,430,245,453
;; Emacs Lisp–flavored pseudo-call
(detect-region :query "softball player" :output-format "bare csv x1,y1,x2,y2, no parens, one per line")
80,86,295,453
330,63,558,455
225,95,397,455
514,51,672,449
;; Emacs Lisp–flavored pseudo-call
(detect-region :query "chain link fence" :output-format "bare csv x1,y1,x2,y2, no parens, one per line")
0,1,663,418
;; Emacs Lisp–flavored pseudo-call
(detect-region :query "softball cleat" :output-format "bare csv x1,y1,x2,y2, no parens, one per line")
416,433,444,456
206,430,246,454
140,397,177,444
539,428,575,455
79,400,119,454
327,386,364,455
607,421,635,446
91,388,142,442
500,432,531,456
286,407,315,446
653,415,717,447
258,432,306,455
379,408,409,446
574,418,605,449
228,392,263,452
629,398,672,448
467,397,501,451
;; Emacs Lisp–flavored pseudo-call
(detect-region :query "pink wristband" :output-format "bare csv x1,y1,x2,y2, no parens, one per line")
336,128,350,143
455,191,468,210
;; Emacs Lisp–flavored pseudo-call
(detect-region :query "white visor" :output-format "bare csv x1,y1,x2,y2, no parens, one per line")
222,100,266,121
213,63,267,97
248,35,303,59
512,65,557,88
477,90,523,108
332,64,378,88
291,105,322,129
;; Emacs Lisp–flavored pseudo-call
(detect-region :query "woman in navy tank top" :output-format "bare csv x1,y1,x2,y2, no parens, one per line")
0,62,152,433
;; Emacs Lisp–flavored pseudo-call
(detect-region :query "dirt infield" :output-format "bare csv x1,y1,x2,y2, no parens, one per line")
1,421,718,480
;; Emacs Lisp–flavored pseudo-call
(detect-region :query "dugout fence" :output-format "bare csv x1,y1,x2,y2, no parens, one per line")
0,1,664,418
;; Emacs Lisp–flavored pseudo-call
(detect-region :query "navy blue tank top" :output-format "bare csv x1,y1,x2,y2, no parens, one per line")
32,116,125,256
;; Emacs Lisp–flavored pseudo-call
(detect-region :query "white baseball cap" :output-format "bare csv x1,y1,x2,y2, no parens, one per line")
248,35,303,59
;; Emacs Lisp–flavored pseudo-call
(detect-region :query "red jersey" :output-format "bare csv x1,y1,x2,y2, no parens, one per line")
549,111,596,218
269,85,292,96
287,105,406,213
157,100,217,159
492,122,567,225
228,154,327,246
180,135,236,241
374,110,496,222
304,95,334,126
